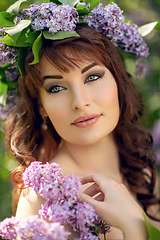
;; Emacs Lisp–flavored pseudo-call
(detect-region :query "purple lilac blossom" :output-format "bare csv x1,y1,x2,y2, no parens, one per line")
135,61,148,78
0,216,20,240
23,161,64,198
0,215,70,240
0,38,18,67
40,199,72,223
83,3,149,60
75,232,100,240
73,202,99,232
5,65,19,81
17,3,79,35
17,215,70,240
23,161,110,238
62,174,82,202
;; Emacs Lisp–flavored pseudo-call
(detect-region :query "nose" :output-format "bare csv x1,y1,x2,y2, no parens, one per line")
71,85,91,111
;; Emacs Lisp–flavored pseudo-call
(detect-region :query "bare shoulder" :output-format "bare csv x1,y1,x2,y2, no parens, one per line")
16,187,45,218
50,145,80,177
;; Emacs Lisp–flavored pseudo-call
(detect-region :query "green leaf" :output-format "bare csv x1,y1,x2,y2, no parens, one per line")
0,67,7,84
49,0,62,4
155,21,160,30
30,32,43,65
14,26,32,47
143,212,160,240
18,47,31,75
0,82,8,106
124,58,136,77
118,47,136,77
27,30,41,45
76,5,89,15
43,0,51,2
6,0,27,15
43,30,79,40
0,34,14,46
3,19,31,44
58,0,79,7
88,0,100,10
138,21,159,37
0,12,14,27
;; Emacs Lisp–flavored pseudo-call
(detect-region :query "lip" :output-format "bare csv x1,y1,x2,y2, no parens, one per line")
71,114,101,128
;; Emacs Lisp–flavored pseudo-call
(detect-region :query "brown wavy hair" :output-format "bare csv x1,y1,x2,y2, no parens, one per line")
6,24,160,218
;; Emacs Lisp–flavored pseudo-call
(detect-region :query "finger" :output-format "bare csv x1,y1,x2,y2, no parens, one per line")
80,192,97,207
80,172,109,194
94,193,104,202
83,183,101,197
80,174,95,185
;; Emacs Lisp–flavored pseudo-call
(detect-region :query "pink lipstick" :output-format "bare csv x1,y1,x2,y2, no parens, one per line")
71,114,101,128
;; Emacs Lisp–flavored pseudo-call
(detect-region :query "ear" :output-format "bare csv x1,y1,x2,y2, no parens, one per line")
39,104,48,118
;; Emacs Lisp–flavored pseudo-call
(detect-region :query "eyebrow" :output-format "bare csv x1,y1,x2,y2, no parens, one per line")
81,62,98,74
43,75,63,80
43,62,98,81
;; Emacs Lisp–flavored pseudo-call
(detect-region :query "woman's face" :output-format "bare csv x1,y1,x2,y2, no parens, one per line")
39,55,120,146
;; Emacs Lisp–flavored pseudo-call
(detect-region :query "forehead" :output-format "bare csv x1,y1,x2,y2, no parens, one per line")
40,54,100,76
39,41,110,74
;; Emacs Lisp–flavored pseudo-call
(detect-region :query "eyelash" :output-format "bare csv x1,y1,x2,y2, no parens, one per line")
85,73,104,83
45,72,104,94
46,85,66,93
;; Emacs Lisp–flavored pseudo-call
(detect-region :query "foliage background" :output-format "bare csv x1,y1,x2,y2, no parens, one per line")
0,0,160,228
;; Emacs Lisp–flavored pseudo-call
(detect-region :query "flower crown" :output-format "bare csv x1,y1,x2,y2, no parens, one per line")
0,0,159,114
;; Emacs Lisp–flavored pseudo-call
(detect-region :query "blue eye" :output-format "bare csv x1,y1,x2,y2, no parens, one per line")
85,73,104,83
46,85,65,93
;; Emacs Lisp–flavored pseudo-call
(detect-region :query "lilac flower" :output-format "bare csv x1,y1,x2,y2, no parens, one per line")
0,216,20,240
1,162,110,239
83,3,149,60
75,232,100,240
135,61,148,78
74,202,99,232
0,215,70,240
62,174,82,203
20,4,41,19
19,3,79,35
17,215,70,240
0,38,18,67
23,161,64,198
40,200,71,223
23,162,110,237
5,65,19,81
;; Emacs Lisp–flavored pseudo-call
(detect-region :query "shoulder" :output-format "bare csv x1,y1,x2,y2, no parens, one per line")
50,145,81,177
16,187,45,218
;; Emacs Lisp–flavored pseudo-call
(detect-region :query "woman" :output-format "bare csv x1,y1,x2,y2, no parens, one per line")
1,1,160,239
6,24,158,239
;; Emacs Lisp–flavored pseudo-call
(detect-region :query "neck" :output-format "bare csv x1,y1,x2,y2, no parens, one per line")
62,134,122,183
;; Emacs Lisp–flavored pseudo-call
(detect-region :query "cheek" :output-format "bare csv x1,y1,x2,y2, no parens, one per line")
94,79,119,111
40,92,61,121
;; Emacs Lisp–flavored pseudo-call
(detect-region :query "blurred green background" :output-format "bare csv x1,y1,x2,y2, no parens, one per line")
0,0,160,226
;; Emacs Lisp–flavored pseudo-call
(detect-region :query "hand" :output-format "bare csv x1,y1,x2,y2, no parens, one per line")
80,172,148,240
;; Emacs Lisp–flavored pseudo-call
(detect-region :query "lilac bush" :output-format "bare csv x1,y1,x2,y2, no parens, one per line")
0,161,110,239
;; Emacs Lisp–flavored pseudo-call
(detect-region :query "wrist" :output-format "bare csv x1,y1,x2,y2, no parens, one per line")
122,216,148,240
